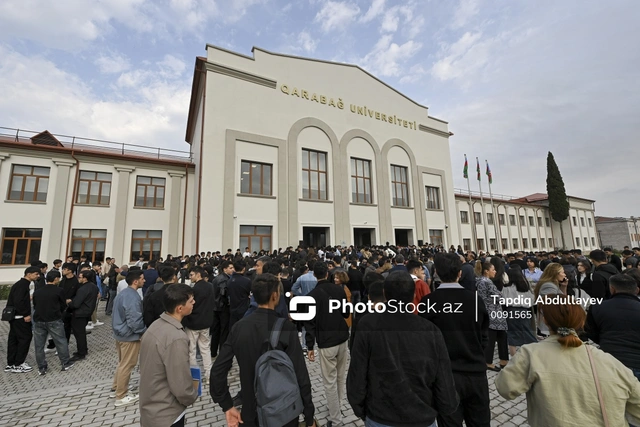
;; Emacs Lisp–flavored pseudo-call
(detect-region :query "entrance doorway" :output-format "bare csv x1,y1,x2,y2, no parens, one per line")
302,227,328,248
353,228,375,247
394,229,412,246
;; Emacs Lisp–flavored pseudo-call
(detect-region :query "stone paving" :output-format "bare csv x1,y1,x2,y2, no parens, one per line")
0,300,529,426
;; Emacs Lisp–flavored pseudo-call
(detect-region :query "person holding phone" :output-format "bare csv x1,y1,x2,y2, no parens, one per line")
533,263,568,337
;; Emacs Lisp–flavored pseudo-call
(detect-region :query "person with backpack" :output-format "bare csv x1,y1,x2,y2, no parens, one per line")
210,274,316,427
589,250,618,299
210,260,233,358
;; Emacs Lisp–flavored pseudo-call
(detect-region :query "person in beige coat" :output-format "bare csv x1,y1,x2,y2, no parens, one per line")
139,284,198,427
496,298,640,427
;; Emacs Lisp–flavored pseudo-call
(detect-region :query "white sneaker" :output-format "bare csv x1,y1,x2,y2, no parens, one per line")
85,323,94,330
114,394,139,407
4,365,14,372
12,363,33,373
93,320,104,326
44,348,56,354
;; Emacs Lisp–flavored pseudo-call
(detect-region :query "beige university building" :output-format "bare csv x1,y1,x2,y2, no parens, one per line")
0,45,598,283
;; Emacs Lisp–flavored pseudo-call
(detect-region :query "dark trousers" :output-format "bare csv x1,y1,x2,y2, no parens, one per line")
437,372,491,427
7,318,33,366
171,415,185,427
485,329,509,364
71,316,89,356
105,289,117,315
63,312,73,342
210,308,230,357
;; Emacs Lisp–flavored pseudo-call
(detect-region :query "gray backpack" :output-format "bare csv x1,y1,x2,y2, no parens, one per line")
254,318,304,427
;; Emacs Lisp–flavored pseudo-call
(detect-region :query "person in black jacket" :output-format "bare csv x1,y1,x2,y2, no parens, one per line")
420,253,490,427
210,260,233,357
5,266,40,373
349,280,385,351
586,274,640,381
604,247,623,272
590,250,618,299
211,274,317,427
142,267,177,328
67,270,98,361
228,259,252,330
305,261,349,427
183,267,215,382
347,271,459,427
60,263,80,341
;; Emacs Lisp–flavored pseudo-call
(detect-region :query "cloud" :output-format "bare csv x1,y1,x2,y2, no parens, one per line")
360,34,422,77
315,1,360,32
451,0,479,30
431,32,484,81
360,0,385,23
298,31,317,53
95,51,131,74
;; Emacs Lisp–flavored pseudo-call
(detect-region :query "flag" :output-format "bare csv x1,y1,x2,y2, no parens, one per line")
486,162,493,184
463,156,468,179
476,158,481,181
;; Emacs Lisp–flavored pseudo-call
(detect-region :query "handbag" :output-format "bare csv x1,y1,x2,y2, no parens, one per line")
1,305,15,321
585,344,610,427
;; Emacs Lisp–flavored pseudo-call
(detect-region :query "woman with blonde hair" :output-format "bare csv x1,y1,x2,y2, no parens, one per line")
334,271,352,328
533,262,568,337
496,300,640,426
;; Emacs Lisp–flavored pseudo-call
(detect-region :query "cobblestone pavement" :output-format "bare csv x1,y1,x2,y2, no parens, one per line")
0,300,528,427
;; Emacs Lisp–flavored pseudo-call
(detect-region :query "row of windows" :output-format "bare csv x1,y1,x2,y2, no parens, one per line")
572,215,594,227
461,211,553,227
6,165,166,208
0,228,163,265
460,235,597,252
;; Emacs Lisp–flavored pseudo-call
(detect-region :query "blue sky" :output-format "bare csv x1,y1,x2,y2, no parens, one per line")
1,0,639,216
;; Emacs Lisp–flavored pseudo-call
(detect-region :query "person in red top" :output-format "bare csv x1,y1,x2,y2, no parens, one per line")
407,260,431,311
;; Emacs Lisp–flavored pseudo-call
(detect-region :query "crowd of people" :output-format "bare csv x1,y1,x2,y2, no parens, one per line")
3,242,640,426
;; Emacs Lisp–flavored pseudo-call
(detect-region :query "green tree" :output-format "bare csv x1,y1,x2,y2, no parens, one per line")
546,152,570,248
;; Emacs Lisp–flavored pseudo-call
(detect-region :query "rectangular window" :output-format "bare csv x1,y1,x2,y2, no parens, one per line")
588,218,593,227
460,211,469,224
537,216,543,227
239,225,272,253
502,238,508,250
474,212,482,224
390,165,409,207
487,213,494,225
549,238,554,248
135,176,166,208
513,238,519,249
477,239,484,251
529,216,534,226
490,238,496,250
76,171,112,205
545,217,551,227
523,238,528,249
425,186,441,210
1,228,42,265
240,161,272,196
429,229,443,246
520,215,525,226
580,217,585,227
584,237,588,247
71,229,107,262
591,237,595,246
499,214,505,225
572,216,577,226
532,238,538,249
350,158,372,204
301,149,328,200
510,215,516,226
576,237,581,247
463,238,471,251
7,165,50,202
130,230,162,261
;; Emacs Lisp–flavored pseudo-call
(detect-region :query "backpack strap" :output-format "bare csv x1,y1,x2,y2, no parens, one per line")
269,317,286,350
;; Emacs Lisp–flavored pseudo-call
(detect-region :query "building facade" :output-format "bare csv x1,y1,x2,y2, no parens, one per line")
595,216,640,250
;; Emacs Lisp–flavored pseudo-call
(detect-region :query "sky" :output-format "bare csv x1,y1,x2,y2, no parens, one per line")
1,0,638,217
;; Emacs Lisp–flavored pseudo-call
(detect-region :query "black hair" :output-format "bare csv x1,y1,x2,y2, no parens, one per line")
406,259,423,274
368,280,385,302
490,257,506,291
384,271,415,304
589,250,607,263
46,270,61,283
434,253,462,283
313,261,328,279
220,260,233,271
610,274,638,294
61,262,76,272
159,267,177,283
251,274,280,305
263,261,282,276
189,266,206,279
233,259,246,273
79,269,96,283
525,256,538,267
163,284,193,314
506,267,530,293
126,268,144,286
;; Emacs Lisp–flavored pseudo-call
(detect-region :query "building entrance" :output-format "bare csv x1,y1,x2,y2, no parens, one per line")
302,227,328,248
353,228,374,247
394,229,412,246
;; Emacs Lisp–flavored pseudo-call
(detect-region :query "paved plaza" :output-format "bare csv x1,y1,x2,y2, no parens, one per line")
0,300,528,427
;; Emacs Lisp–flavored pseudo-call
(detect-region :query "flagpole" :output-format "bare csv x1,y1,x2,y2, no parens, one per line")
476,157,489,253
486,160,501,254
464,154,477,253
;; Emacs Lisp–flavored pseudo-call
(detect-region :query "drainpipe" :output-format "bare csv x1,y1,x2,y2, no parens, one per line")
195,65,206,253
181,163,189,256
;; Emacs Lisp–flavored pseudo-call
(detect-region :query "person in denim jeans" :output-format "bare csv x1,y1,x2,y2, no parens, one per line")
32,270,74,375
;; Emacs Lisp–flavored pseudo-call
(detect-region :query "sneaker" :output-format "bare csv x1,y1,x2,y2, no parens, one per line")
61,362,74,371
93,320,104,326
298,332,302,338
4,365,14,372
44,348,56,354
85,323,94,330
109,389,116,398
69,355,85,362
114,394,139,407
12,363,33,373
38,368,47,376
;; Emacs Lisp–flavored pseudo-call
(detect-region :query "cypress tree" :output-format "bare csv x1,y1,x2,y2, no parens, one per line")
546,152,570,248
